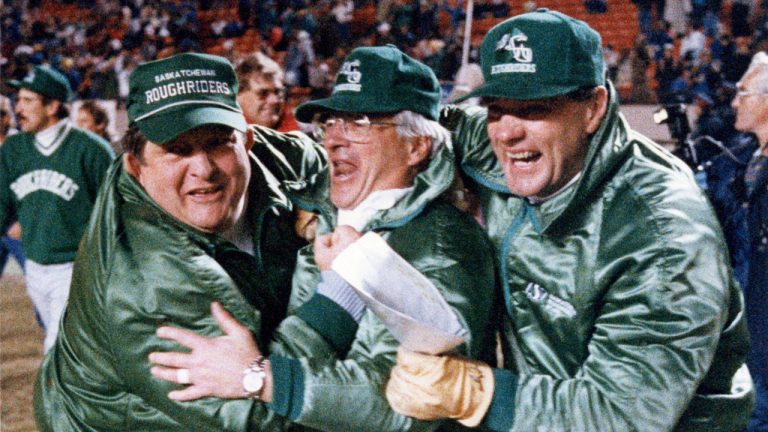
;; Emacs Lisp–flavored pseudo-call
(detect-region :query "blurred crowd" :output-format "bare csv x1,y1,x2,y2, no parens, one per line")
1,0,506,115
614,0,767,113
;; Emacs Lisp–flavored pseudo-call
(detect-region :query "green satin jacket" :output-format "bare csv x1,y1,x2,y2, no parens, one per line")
33,127,324,432
441,85,753,432
266,139,498,431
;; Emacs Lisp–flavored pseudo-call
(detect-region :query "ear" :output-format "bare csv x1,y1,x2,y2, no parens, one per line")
45,100,61,118
584,86,609,135
123,153,142,180
244,127,254,152
406,135,432,168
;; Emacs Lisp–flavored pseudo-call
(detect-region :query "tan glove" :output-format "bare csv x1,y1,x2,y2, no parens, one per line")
386,348,495,427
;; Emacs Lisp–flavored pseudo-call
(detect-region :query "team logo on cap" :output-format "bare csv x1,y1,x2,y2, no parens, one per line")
23,71,36,83
492,30,536,74
334,60,362,92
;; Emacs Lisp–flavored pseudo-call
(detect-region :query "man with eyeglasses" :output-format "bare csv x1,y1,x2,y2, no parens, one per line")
235,51,300,133
730,51,768,432
147,45,497,431
0,66,114,351
383,10,753,431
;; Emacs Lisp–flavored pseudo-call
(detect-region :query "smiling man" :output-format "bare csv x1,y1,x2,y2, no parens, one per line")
385,9,755,431
146,45,496,431
0,66,114,351
235,51,300,132
32,53,320,432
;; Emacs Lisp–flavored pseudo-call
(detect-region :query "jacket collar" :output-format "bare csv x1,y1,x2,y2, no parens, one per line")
283,139,457,233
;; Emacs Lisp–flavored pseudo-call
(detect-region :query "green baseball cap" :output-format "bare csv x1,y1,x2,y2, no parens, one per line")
127,53,247,145
456,9,605,102
8,65,73,102
295,45,440,122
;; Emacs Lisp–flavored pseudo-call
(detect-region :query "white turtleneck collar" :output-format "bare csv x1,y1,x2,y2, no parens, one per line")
337,187,414,231
34,118,71,156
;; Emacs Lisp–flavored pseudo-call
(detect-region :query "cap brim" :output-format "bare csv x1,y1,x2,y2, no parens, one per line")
295,97,354,123
6,79,70,101
137,106,248,144
6,80,23,89
453,79,583,103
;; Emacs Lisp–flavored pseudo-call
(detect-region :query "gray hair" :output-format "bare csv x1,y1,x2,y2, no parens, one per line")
391,110,451,159
739,52,768,93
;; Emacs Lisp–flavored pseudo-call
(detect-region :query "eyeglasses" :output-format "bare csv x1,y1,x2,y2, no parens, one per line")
254,87,286,100
312,114,401,143
735,90,768,99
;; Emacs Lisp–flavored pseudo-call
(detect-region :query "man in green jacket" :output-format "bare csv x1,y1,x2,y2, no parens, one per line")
385,9,754,432
1,66,114,351
33,52,325,431
147,45,497,431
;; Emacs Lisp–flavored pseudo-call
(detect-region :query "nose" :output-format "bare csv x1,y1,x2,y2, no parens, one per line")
490,114,526,144
187,149,217,178
265,91,282,105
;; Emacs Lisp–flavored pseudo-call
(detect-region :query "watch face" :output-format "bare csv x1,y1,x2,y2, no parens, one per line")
244,371,264,393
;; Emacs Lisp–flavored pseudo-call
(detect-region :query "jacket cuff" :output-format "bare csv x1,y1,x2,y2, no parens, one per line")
315,271,365,323
267,355,305,421
295,291,359,354
482,368,518,431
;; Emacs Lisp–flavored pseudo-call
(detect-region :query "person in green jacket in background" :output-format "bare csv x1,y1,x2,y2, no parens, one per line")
1,66,114,352
385,9,754,432
33,52,324,431
147,45,497,431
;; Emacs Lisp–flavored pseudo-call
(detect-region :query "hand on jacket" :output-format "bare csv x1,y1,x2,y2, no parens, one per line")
313,225,362,271
386,348,494,427
149,302,272,402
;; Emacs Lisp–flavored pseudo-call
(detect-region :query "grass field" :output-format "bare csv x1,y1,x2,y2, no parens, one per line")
1,263,43,432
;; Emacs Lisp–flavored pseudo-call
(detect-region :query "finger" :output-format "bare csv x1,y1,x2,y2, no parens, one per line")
210,302,248,337
334,225,360,237
156,326,207,349
168,385,214,402
150,366,186,384
148,351,192,369
315,234,333,248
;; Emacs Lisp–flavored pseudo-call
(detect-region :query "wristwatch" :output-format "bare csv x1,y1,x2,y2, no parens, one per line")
242,355,268,400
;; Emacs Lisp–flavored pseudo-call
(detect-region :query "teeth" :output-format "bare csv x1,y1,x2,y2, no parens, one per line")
507,151,537,160
192,187,217,194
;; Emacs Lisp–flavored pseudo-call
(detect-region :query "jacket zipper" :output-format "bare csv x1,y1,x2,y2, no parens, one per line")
499,201,540,375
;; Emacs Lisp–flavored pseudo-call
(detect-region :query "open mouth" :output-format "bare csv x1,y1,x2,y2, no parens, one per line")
187,184,225,202
507,151,542,167
331,160,356,181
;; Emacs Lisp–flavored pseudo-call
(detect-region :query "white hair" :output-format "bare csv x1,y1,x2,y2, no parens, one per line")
739,51,768,93
391,110,451,159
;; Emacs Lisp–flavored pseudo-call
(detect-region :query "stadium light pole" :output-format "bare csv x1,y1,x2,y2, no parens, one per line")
461,0,474,68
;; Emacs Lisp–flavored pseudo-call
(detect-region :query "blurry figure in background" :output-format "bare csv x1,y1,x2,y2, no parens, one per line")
0,66,114,351
284,30,315,88
603,43,620,82
448,62,484,106
307,57,333,99
235,51,300,132
0,95,24,277
630,34,656,103
76,100,115,150
730,51,768,432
